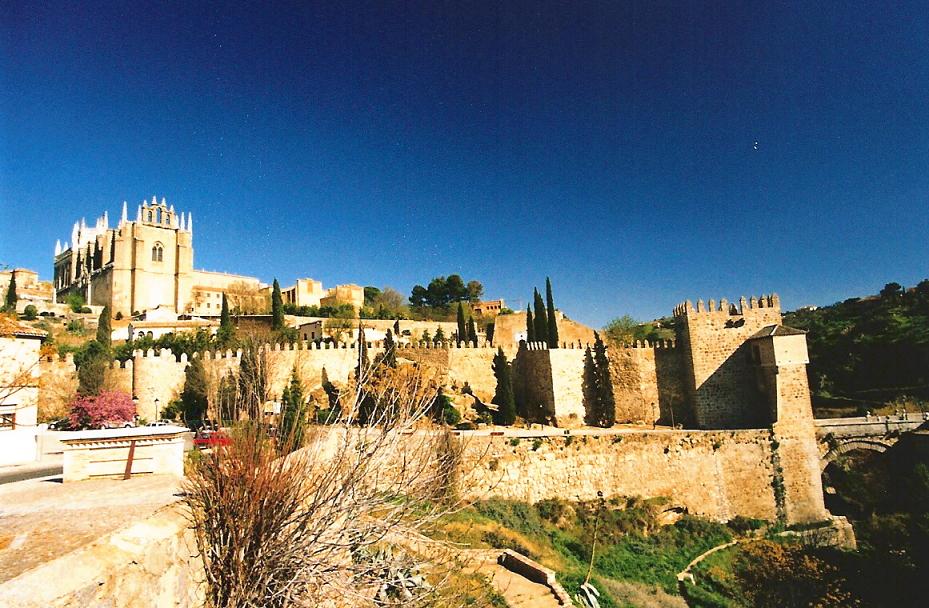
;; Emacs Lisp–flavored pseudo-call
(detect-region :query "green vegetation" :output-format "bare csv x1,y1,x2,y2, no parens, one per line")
457,302,467,344
180,357,209,422
491,347,516,426
783,280,929,412
437,498,734,607
217,293,236,346
271,278,284,330
603,314,677,346
66,292,85,313
533,288,547,343
583,333,616,427
22,304,37,320
525,304,535,342
279,366,307,450
546,276,559,348
95,305,111,349
3,273,17,312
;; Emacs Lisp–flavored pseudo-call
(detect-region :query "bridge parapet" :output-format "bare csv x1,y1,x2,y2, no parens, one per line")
815,417,926,438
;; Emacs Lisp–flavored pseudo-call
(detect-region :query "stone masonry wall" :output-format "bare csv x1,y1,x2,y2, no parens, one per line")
608,342,686,425
455,430,780,522
676,296,783,429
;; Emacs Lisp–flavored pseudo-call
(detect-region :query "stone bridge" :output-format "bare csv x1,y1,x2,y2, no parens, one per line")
815,416,928,470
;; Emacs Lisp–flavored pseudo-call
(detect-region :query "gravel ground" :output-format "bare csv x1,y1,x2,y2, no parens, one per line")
0,474,183,583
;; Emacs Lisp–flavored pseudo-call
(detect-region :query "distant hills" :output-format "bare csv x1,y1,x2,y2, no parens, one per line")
783,280,929,411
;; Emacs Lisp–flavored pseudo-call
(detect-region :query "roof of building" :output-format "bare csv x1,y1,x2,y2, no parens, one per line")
748,324,807,340
0,315,48,339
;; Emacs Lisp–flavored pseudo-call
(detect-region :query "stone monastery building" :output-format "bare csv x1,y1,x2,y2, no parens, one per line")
52,197,362,318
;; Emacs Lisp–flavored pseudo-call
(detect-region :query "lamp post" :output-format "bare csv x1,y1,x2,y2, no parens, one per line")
154,398,160,421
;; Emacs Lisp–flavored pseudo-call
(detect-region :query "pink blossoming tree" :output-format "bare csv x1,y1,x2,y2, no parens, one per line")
69,390,136,429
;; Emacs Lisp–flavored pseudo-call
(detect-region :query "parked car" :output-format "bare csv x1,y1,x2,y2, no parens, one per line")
47,418,73,431
147,419,174,427
99,420,135,430
193,429,231,449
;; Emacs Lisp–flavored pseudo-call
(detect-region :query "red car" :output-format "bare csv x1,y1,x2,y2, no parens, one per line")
193,429,231,449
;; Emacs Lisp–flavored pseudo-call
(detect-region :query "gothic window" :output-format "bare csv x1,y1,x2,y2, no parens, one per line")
152,242,164,262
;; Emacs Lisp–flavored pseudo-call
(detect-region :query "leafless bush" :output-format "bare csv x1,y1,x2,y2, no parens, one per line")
183,349,491,608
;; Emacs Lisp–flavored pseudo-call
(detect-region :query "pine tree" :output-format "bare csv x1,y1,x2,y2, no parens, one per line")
271,278,284,330
456,302,467,345
467,316,478,346
434,326,446,344
491,348,516,426
592,332,615,427
279,367,306,451
533,288,547,344
545,277,559,348
393,319,400,335
421,329,431,344
217,293,235,346
526,305,535,343
180,357,209,423
383,328,397,367
3,274,17,312
356,325,369,379
582,346,598,426
96,305,112,349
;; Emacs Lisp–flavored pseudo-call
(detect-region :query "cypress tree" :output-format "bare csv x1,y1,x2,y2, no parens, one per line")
393,319,400,335
279,367,306,451
592,332,616,427
76,339,109,397
96,305,112,349
533,288,547,342
491,348,516,426
582,346,598,426
485,321,495,345
180,357,209,422
526,305,535,342
456,302,467,345
217,293,235,346
545,277,559,348
356,325,369,379
467,316,478,346
383,328,397,367
421,328,431,344
238,345,267,420
271,279,284,330
4,274,17,312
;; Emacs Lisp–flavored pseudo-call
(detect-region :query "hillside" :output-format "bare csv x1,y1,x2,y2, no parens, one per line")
783,281,929,414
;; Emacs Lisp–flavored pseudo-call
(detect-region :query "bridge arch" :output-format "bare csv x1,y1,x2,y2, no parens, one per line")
820,438,895,471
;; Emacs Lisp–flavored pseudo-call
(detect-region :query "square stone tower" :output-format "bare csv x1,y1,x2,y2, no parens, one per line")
674,295,783,428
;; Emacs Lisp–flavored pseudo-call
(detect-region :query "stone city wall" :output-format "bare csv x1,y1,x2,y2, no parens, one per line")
455,429,781,522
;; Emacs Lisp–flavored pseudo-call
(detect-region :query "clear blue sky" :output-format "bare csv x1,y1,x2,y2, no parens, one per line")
1,2,927,327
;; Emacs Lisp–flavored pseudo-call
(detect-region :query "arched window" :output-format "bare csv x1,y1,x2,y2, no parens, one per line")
152,242,164,262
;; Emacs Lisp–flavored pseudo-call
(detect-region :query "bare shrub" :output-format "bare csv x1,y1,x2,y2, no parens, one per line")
183,349,490,607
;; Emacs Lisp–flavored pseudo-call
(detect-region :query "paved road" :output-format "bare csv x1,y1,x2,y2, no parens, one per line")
0,457,63,485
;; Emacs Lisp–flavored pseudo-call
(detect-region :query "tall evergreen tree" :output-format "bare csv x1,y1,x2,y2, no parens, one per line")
393,319,401,335
279,366,306,451
467,316,478,346
545,277,559,348
217,293,235,346
271,278,284,330
421,328,431,344
3,274,17,312
456,302,467,345
180,357,209,422
76,339,109,397
485,321,495,345
491,348,516,426
592,332,616,427
434,326,445,344
96,305,112,349
582,346,598,426
382,328,397,367
237,346,267,420
355,325,370,380
533,288,547,342
526,305,535,342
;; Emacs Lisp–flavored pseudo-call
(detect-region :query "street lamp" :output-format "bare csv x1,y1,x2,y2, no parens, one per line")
154,398,160,419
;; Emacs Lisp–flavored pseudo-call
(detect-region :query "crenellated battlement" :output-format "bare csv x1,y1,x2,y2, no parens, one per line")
673,294,780,318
